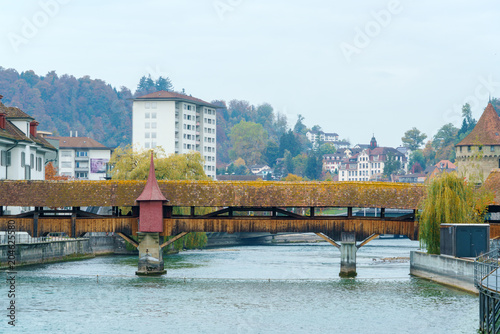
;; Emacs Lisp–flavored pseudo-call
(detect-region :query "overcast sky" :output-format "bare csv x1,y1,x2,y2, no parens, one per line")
1,0,500,147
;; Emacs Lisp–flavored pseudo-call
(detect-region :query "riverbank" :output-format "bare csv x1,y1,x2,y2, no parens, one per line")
409,251,477,294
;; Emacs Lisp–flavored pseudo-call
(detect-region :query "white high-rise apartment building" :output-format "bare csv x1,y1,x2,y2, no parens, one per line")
132,91,217,179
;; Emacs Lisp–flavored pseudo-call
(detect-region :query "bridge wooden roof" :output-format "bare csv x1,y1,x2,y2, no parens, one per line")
0,180,424,209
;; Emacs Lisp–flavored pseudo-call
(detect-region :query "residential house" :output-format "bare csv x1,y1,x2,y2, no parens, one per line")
132,90,218,180
50,135,111,180
0,95,56,181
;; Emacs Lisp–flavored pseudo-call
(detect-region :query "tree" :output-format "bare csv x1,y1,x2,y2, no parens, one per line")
293,114,307,134
282,174,303,181
264,140,279,167
409,150,426,171
279,130,301,157
45,162,70,180
109,145,209,181
383,152,401,177
457,103,476,141
401,127,427,151
229,121,268,166
155,76,173,92
432,123,458,150
419,172,493,254
291,154,308,176
318,143,336,156
311,125,322,132
305,154,322,180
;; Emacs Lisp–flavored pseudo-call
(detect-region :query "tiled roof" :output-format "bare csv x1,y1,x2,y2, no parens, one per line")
457,103,500,146
0,102,34,119
0,180,425,209
50,136,108,149
135,90,219,108
0,102,55,150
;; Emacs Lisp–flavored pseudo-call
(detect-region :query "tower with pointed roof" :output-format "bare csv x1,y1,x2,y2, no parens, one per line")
455,102,500,181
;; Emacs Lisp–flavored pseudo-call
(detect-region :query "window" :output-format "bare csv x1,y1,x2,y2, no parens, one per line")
0,151,7,167
37,157,42,171
468,146,471,152
145,132,150,139
76,151,88,157
61,161,72,168
151,102,157,109
145,122,150,129
76,172,88,179
145,112,150,119
492,146,496,152
61,150,72,157
151,112,157,119
151,132,157,139
151,122,157,129
21,152,25,167
151,142,157,148
145,142,150,149
145,102,150,109
30,154,34,169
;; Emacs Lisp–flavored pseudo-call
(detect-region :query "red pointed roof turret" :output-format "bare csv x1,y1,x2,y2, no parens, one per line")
136,152,168,202
457,103,500,146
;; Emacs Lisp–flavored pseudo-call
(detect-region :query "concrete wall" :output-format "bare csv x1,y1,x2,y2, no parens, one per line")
410,251,477,293
0,235,123,268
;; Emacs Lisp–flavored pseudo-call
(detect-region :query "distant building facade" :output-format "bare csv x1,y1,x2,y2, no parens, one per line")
338,136,408,181
51,136,111,180
456,102,500,182
0,95,56,181
132,91,218,179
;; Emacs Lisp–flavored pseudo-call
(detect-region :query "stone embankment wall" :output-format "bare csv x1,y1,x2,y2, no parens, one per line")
0,235,130,269
410,251,477,293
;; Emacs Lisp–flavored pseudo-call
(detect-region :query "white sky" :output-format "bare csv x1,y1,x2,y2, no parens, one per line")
1,0,500,147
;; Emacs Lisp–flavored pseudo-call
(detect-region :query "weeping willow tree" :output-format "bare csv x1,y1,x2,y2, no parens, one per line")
418,172,493,254
109,145,210,250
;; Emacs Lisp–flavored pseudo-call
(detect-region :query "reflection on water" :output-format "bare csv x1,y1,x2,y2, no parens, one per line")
3,239,477,333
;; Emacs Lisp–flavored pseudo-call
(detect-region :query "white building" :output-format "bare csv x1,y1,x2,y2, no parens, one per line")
51,136,111,180
0,95,56,181
132,90,218,179
338,137,408,181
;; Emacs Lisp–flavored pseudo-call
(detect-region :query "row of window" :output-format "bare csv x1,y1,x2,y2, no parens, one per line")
145,122,157,129
204,137,215,143
145,112,157,119
205,156,215,162
204,108,215,115
184,104,195,111
145,102,157,109
204,165,215,171
204,127,215,134
204,118,214,125
459,145,496,153
0,151,43,172
145,132,157,139
144,142,157,149
204,146,214,153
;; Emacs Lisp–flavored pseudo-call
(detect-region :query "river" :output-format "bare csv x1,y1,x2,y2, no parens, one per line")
3,238,477,333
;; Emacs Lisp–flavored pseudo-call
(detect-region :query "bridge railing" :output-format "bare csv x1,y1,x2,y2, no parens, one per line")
475,248,500,292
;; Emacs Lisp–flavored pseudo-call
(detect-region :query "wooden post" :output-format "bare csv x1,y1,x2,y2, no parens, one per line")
380,208,385,219
347,207,353,218
0,206,3,216
163,206,172,218
310,207,315,217
71,207,78,238
190,206,195,217
33,207,39,238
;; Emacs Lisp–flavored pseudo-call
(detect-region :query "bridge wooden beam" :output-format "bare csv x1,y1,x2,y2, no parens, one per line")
314,233,341,249
357,233,379,249
160,232,188,249
117,232,139,248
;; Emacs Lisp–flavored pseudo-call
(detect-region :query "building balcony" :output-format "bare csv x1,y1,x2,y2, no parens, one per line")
74,167,89,172
75,156,89,162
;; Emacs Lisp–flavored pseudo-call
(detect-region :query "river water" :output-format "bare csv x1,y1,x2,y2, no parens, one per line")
3,238,477,333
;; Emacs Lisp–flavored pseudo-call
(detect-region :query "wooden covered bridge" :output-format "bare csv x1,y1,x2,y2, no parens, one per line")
0,179,424,241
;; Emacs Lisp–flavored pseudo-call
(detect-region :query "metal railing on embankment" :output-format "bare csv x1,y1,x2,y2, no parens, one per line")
475,248,500,333
0,232,83,245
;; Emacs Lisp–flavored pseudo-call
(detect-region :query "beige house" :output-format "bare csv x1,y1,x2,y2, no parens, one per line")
456,102,500,182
